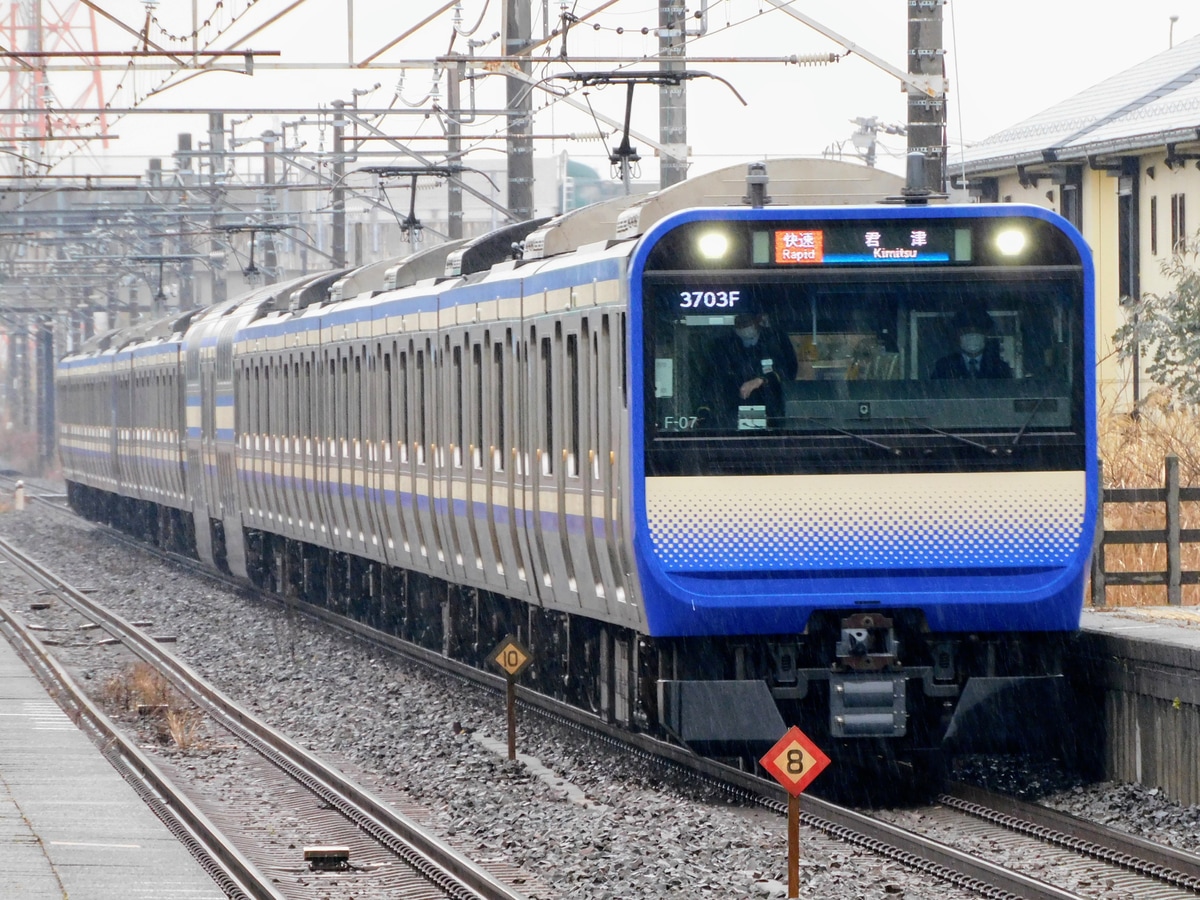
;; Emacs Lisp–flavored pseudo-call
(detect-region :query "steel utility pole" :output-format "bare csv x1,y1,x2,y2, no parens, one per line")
504,0,534,221
908,0,946,192
446,58,464,240
332,100,347,268
658,0,689,188
763,0,946,191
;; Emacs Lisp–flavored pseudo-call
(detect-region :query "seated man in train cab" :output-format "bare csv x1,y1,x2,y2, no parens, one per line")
708,312,799,428
931,307,1013,380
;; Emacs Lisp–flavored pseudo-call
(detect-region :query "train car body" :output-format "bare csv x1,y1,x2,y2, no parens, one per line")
57,159,1095,768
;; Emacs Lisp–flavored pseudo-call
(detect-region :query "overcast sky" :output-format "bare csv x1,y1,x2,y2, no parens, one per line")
26,1,1197,181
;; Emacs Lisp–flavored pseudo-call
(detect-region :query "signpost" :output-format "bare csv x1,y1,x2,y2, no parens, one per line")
489,634,533,761
760,725,832,898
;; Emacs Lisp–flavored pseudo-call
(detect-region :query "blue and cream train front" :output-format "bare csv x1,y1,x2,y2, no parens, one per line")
630,204,1095,746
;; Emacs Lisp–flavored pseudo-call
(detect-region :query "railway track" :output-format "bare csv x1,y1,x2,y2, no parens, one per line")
7,488,1200,899
0,534,535,900
0,602,280,900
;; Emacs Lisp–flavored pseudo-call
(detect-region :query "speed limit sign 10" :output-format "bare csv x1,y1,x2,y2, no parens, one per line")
490,635,533,679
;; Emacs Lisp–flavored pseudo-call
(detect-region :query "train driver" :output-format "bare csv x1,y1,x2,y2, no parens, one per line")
931,307,1013,380
708,312,798,428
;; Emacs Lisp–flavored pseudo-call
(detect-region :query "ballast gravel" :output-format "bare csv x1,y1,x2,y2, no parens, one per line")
1,494,1197,899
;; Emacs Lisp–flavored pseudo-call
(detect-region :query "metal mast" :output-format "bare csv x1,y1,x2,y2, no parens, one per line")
504,0,533,221
907,0,946,191
658,0,688,188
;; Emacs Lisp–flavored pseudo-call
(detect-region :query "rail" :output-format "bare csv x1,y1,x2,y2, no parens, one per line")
1091,453,1200,606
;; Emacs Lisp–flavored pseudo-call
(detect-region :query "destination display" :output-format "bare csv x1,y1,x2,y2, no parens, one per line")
757,223,968,266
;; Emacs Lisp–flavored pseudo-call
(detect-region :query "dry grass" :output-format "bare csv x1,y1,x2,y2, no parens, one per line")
96,662,208,750
1096,392,1200,607
164,707,204,750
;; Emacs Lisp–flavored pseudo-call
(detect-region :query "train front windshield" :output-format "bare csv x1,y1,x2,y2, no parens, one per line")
640,213,1088,477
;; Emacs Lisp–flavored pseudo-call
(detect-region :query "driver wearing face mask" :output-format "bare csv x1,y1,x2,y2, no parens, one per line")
931,307,1013,380
701,312,798,427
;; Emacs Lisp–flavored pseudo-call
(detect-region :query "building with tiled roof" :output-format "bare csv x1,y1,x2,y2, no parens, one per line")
955,33,1200,409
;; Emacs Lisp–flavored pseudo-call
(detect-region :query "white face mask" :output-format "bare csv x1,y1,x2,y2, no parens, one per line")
959,332,986,356
735,326,759,347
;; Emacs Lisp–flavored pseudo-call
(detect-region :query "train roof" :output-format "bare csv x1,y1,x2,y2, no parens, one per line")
613,157,907,240
523,193,652,261
326,238,473,303
444,217,552,277
61,157,907,364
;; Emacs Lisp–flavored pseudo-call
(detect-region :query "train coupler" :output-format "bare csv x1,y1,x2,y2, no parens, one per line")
830,672,909,737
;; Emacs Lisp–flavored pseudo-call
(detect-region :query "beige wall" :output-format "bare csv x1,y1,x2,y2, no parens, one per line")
985,165,1135,412
1081,168,1127,413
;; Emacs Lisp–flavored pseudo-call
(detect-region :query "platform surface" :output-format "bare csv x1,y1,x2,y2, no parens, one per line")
0,635,225,900
1082,605,1200,658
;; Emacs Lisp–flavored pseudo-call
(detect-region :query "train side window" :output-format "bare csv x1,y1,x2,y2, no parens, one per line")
301,359,311,441
592,328,602,480
541,335,554,476
415,347,426,465
472,341,483,470
342,354,351,457
398,347,409,464
282,359,291,452
453,341,464,468
293,359,301,449
327,357,337,453
493,339,506,473
383,350,394,461
354,355,363,456
566,332,580,478
619,312,628,409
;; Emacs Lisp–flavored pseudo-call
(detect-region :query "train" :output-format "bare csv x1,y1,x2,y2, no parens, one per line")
57,158,1097,774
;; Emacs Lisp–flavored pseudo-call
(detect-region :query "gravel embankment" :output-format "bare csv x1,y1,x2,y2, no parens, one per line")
1,494,1198,898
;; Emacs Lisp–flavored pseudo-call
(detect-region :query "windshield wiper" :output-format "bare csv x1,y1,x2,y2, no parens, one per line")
1011,397,1052,447
791,417,900,455
901,418,1001,455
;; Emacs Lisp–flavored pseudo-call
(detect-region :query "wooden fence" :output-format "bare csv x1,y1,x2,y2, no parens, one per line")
1091,454,1200,606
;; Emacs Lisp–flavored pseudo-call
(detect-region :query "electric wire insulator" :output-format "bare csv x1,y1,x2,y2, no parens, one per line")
789,52,841,67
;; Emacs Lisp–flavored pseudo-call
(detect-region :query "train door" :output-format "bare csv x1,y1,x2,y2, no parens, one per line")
511,327,544,604
243,360,263,527
264,355,284,533
413,335,449,579
103,355,118,492
486,328,531,597
114,354,132,494
564,313,608,618
298,353,319,536
589,312,625,612
351,340,385,558
432,330,467,584
522,319,576,606
167,362,183,503
470,331,504,593
374,340,399,566
184,336,215,566
199,350,216,512
215,320,248,578
332,345,354,552
280,354,299,532
439,328,474,586
348,346,367,547
314,348,337,546
126,364,143,500
392,339,420,571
